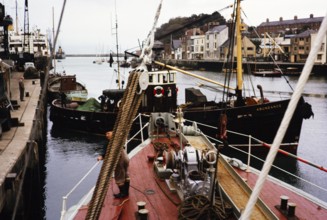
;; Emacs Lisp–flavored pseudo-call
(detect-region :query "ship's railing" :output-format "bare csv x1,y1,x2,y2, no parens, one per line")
184,118,327,202
60,161,101,220
125,113,150,152
60,113,149,220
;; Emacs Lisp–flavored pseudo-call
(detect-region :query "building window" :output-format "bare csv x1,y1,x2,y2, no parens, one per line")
320,43,325,51
317,54,322,61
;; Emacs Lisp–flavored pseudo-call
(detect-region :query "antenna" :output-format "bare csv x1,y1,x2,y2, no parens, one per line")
23,0,30,53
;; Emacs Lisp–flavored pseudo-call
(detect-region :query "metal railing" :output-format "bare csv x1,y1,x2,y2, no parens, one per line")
200,126,327,199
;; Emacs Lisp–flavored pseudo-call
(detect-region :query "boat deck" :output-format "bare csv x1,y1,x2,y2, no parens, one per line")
235,168,327,219
73,135,327,220
74,137,182,219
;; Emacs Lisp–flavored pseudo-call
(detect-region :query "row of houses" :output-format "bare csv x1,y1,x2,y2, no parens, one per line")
163,14,326,64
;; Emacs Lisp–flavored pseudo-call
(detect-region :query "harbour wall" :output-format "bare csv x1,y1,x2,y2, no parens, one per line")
0,65,49,219
162,59,327,75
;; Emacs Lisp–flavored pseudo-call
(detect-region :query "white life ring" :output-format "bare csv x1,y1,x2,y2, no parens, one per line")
153,86,164,98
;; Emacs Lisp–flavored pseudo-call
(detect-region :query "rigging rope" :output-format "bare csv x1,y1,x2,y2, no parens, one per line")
85,71,143,219
85,1,164,218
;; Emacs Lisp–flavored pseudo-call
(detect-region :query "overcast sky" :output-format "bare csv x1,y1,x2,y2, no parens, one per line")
3,0,326,54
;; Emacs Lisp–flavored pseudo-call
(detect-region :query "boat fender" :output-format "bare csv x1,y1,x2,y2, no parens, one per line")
154,86,164,98
228,158,246,170
218,114,228,140
205,150,217,165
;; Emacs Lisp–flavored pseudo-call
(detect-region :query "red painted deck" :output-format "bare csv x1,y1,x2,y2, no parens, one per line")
74,137,182,220
235,168,327,219
73,135,327,220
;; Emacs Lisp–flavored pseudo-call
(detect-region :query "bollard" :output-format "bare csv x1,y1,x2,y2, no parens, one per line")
280,195,289,210
138,209,149,220
137,201,146,210
288,202,296,217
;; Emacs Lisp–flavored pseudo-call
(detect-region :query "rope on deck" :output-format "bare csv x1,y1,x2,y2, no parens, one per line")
178,194,233,220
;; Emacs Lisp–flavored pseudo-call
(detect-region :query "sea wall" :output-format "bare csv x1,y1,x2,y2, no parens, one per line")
0,66,49,219
165,59,327,75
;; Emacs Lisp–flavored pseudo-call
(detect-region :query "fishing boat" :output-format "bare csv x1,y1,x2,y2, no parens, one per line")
48,73,88,103
61,111,327,220
50,0,314,155
49,69,178,133
59,1,327,219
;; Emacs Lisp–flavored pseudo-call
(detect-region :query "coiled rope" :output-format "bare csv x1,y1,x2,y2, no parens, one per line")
85,71,143,219
178,194,232,220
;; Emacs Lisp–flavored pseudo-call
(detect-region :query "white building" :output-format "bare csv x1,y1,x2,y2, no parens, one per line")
204,25,229,60
311,32,326,64
190,35,205,59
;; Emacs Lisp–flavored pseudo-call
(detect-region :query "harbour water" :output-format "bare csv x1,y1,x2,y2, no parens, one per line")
43,57,327,220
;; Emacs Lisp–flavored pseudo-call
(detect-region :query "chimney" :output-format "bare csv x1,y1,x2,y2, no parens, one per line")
294,16,298,20
279,17,283,21
310,14,314,18
266,18,269,23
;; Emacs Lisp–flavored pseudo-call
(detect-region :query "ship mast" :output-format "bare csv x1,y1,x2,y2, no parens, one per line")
235,0,244,104
15,0,19,34
113,0,121,89
23,0,30,53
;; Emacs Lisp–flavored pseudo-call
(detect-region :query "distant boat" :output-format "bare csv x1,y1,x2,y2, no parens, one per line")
283,67,302,76
47,73,88,103
55,46,66,59
253,68,282,77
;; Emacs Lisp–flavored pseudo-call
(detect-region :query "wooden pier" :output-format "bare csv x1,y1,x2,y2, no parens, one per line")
0,68,48,219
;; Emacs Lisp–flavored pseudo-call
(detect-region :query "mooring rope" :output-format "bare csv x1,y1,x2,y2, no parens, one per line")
85,71,143,219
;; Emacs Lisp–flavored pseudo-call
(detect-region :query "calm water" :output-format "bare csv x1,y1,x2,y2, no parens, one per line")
43,57,327,220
